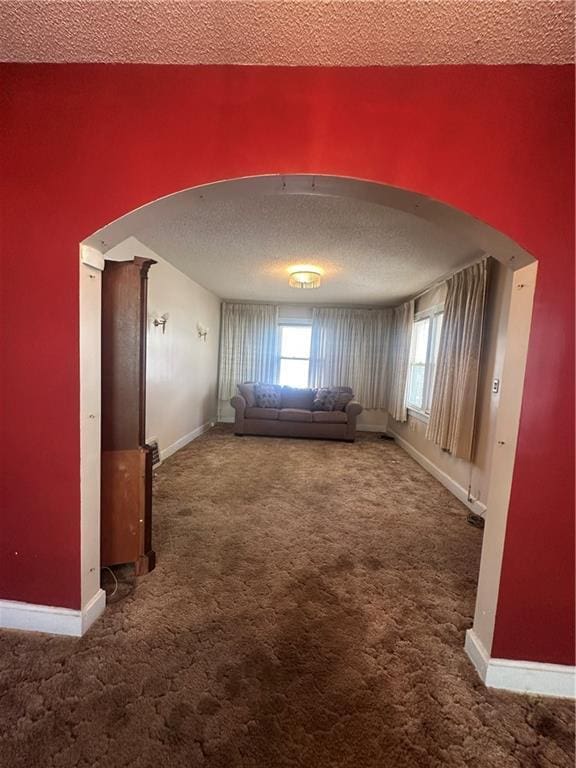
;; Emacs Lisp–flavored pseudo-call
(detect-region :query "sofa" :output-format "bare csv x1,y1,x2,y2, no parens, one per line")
230,383,363,442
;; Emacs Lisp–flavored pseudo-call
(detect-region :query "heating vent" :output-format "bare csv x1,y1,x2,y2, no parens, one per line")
147,438,161,467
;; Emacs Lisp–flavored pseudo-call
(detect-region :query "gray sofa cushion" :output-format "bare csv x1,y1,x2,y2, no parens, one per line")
312,410,347,423
281,386,316,410
245,407,280,420
278,408,313,422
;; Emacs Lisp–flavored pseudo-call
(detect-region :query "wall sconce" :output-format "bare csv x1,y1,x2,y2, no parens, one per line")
153,313,169,334
197,322,209,341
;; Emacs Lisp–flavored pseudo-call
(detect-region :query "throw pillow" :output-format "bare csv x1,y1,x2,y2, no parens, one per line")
281,386,316,410
333,387,354,411
254,383,282,408
237,382,257,407
312,387,339,411
312,386,354,411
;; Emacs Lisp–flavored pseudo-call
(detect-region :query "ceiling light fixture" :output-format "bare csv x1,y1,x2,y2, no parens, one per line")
288,266,322,289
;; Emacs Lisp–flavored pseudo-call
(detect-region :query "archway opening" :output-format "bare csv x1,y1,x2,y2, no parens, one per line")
80,173,537,683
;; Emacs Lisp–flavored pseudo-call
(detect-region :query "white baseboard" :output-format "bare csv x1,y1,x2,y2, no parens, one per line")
465,629,576,699
0,589,106,637
388,429,487,517
217,416,235,424
157,421,213,461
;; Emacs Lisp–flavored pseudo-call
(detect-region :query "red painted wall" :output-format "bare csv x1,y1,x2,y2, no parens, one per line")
0,65,573,664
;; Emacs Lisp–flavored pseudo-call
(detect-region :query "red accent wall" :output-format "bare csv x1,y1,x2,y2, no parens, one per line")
0,65,573,664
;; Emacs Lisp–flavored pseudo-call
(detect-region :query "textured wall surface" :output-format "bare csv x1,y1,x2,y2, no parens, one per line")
0,0,573,65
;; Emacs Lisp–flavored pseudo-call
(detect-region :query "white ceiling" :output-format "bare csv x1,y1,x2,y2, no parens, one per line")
101,191,480,305
0,0,573,65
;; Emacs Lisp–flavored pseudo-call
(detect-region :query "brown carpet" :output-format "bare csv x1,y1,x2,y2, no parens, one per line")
0,426,573,768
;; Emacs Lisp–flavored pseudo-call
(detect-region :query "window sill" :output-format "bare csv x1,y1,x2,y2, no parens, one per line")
407,407,429,424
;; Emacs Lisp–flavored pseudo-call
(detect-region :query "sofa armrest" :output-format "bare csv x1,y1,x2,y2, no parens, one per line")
345,401,363,419
230,395,246,435
345,401,362,441
231,394,246,414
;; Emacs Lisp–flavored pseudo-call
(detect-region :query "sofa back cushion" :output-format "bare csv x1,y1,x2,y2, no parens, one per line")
281,386,316,410
254,383,282,408
312,386,354,411
237,382,257,407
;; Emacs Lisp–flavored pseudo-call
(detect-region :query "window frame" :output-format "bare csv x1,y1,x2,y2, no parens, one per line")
278,322,313,388
405,304,444,419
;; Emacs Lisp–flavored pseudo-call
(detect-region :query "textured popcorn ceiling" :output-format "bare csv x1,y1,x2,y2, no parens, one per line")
100,192,478,305
0,0,573,65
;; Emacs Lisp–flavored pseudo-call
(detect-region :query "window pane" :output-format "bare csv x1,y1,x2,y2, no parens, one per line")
411,318,430,364
407,363,425,409
279,358,309,388
280,325,312,359
406,318,430,410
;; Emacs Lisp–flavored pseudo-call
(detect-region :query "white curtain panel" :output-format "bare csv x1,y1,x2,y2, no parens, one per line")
309,307,393,409
218,302,280,400
387,299,415,422
426,260,488,461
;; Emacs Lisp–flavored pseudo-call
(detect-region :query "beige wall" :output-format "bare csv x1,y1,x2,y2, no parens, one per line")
105,237,221,459
389,259,513,515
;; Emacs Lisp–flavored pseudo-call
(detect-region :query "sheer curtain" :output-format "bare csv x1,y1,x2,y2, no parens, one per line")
218,303,280,400
387,299,414,422
426,260,488,460
309,307,392,408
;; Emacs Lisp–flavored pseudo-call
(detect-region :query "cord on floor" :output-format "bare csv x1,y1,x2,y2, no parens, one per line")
101,566,119,598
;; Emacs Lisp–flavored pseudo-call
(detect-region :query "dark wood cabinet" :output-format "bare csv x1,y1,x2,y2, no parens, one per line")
101,257,156,575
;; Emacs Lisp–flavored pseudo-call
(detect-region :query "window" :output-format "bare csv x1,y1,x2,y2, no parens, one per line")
278,324,312,388
406,308,443,415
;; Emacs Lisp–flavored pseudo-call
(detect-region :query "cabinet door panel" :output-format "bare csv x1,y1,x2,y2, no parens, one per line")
101,449,144,567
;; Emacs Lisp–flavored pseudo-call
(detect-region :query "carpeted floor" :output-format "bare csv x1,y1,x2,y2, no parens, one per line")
0,426,573,768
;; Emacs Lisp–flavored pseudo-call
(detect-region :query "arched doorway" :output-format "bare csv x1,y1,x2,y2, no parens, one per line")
79,174,537,689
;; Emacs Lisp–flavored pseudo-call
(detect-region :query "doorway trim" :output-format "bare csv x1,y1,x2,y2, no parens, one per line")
79,245,106,625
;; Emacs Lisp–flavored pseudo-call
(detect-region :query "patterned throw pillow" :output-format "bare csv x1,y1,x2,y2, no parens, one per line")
333,387,354,411
312,386,354,411
254,383,282,408
312,387,338,411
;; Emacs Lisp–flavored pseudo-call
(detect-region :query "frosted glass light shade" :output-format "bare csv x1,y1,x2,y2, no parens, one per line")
288,269,322,289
